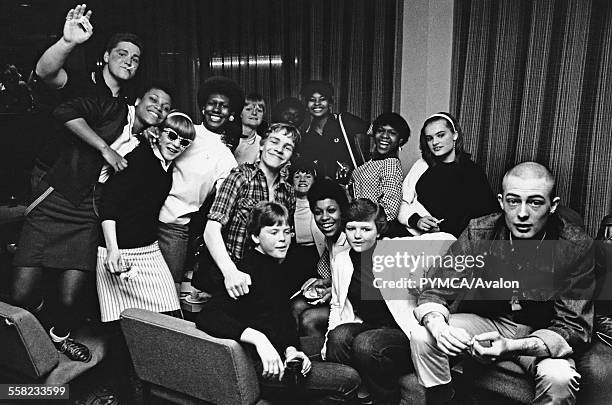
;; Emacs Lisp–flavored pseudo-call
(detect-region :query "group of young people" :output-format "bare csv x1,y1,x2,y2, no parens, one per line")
6,4,612,405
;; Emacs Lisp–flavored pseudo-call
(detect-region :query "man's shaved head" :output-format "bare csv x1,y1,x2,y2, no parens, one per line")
502,162,555,199
498,162,560,239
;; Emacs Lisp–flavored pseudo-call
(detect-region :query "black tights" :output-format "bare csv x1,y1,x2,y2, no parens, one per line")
10,266,94,336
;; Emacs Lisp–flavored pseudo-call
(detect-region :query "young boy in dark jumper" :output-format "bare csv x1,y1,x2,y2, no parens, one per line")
196,201,360,404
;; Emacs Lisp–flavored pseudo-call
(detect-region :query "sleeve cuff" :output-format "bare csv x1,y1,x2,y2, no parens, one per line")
414,302,450,325
408,213,421,229
207,211,228,226
530,329,573,358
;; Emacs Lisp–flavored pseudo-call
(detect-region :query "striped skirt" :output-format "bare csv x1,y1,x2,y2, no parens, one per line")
96,241,180,322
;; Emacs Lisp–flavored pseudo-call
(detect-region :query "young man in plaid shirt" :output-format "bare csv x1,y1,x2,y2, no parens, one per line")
202,123,300,299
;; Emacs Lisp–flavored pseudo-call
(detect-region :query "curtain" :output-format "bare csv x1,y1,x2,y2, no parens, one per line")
451,0,612,234
48,0,400,123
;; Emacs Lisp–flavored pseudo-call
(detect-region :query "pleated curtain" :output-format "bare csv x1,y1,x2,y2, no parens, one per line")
71,0,400,124
451,0,612,234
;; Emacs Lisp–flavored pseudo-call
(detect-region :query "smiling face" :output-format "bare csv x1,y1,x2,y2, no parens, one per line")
307,92,331,119
202,93,230,132
134,88,172,130
424,119,456,163
374,124,401,157
292,170,315,197
241,101,265,129
103,41,141,81
345,219,378,252
157,128,192,162
259,129,295,171
498,175,559,239
313,198,342,238
251,222,292,259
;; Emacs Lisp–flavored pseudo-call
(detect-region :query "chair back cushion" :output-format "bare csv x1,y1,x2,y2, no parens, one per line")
0,301,58,379
121,308,260,405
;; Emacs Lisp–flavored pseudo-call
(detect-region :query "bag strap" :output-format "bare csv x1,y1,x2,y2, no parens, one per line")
337,113,358,168
24,186,54,216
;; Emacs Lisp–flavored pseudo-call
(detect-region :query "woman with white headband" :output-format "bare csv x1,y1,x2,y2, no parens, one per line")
96,110,195,323
397,112,497,237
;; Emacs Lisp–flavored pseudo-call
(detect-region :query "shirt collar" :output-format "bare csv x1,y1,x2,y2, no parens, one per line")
253,163,291,188
150,139,172,172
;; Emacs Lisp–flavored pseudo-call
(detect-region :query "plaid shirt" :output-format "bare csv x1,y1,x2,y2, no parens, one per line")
208,162,295,262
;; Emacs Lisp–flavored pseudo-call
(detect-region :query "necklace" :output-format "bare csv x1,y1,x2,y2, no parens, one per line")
241,131,258,145
509,231,547,249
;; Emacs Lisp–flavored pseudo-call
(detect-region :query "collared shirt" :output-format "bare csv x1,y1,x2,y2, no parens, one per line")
48,95,128,205
316,232,350,278
151,139,172,172
159,124,237,225
29,68,135,171
208,162,295,263
98,105,138,183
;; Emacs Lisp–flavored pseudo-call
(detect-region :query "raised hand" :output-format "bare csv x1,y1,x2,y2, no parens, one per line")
63,4,93,45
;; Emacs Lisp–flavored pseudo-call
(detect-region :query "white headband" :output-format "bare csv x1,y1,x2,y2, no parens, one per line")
427,113,456,133
167,111,193,123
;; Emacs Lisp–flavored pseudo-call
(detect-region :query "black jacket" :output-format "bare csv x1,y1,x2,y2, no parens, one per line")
46,95,127,206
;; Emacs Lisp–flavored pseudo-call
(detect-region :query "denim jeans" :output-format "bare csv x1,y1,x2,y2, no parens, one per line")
326,322,413,402
157,221,189,283
252,351,360,404
410,313,580,405
575,340,612,404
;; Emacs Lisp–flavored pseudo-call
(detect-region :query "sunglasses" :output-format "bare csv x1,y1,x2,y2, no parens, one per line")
163,128,192,148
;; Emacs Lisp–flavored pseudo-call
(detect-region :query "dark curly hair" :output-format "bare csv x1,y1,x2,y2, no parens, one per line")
197,76,245,115
307,178,349,216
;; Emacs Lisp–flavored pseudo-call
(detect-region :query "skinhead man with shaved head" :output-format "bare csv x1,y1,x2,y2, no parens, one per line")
409,162,595,405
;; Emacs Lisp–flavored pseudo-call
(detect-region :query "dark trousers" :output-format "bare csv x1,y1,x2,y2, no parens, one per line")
575,340,612,404
250,349,360,405
326,322,413,402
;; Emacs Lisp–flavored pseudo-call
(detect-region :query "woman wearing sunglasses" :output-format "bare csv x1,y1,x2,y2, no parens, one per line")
96,111,195,323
